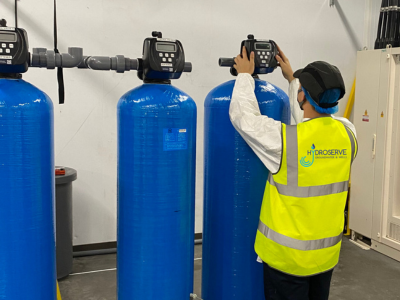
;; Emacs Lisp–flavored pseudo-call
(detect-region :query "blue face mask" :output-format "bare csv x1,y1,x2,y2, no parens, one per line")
298,89,306,111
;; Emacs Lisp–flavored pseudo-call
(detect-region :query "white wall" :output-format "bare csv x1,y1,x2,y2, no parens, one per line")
1,0,381,245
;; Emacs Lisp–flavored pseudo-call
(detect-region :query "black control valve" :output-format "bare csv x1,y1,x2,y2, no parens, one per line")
137,31,191,82
77,31,192,83
219,34,278,76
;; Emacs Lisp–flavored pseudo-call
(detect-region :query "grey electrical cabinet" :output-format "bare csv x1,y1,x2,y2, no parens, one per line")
350,47,400,261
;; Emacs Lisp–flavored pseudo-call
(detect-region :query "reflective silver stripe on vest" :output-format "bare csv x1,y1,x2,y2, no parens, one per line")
268,175,349,197
286,125,298,186
258,221,343,251
344,126,356,164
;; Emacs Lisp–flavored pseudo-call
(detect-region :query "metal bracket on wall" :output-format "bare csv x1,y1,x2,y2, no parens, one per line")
330,0,335,7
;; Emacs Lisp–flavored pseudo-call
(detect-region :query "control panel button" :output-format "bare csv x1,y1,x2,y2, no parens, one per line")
9,44,14,49
171,54,175,58
168,58,172,62
162,58,166,62
260,56,264,59
165,53,169,57
159,53,163,57
0,49,2,53
262,52,265,55
262,60,267,63
1,43,6,48
267,52,270,55
257,51,261,55
5,49,10,54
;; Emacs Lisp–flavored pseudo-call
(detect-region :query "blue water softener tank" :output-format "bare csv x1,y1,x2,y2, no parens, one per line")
202,36,291,300
117,32,196,300
0,78,56,299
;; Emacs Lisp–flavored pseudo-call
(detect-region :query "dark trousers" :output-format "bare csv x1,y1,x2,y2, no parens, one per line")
263,263,334,300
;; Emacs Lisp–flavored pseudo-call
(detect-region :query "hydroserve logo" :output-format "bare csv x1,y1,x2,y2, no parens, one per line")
300,144,315,168
300,144,348,168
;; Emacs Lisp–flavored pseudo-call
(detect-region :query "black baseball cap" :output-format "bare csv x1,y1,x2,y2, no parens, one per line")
293,61,346,108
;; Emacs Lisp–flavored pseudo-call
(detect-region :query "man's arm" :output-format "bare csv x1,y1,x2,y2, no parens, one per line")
276,45,304,124
229,47,283,174
288,79,304,124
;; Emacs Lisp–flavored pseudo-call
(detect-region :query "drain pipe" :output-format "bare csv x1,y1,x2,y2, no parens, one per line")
73,239,203,257
73,248,117,258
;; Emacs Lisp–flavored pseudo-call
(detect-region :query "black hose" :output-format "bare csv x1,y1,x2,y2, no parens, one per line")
387,2,394,46
395,0,400,47
381,0,389,48
375,0,385,49
15,0,17,28
388,0,398,47
384,0,392,48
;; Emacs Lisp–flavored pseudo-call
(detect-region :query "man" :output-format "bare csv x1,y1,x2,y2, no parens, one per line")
229,46,357,300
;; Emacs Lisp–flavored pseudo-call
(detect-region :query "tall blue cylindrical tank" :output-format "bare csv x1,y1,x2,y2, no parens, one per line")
202,79,290,300
0,78,56,299
117,83,197,300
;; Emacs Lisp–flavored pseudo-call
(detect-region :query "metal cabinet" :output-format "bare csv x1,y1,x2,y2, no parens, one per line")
350,47,400,261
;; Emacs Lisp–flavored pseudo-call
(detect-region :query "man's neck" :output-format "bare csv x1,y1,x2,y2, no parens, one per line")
303,110,331,119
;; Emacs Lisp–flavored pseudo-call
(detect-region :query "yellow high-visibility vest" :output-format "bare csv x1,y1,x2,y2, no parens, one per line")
255,117,357,277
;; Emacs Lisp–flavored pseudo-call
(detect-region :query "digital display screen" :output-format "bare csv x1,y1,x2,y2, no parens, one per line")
0,32,16,42
255,43,271,51
156,43,176,52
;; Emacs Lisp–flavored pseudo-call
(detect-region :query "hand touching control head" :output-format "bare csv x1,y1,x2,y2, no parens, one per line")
233,46,255,75
275,45,295,83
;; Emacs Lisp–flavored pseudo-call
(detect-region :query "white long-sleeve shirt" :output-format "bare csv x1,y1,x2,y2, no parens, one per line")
229,73,356,174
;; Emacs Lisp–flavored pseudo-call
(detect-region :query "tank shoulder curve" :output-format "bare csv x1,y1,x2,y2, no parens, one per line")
0,78,53,110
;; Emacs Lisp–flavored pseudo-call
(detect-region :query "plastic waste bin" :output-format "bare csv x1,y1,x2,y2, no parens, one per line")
55,167,77,279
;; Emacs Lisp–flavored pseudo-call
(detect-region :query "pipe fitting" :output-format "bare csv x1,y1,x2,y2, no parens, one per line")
58,47,83,68
46,50,56,69
184,62,192,72
81,56,113,71
30,47,83,69
78,55,138,73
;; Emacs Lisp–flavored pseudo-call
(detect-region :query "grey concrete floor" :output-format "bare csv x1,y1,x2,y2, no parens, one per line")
59,238,400,299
